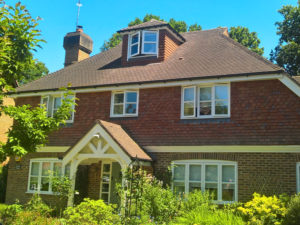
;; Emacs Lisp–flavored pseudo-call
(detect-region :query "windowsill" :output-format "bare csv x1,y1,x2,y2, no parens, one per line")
128,54,158,61
181,115,230,120
110,114,138,118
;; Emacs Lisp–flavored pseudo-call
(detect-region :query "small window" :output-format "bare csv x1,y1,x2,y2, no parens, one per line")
142,31,158,54
28,160,63,194
129,32,140,57
52,96,62,116
172,161,237,203
111,91,138,117
181,84,230,119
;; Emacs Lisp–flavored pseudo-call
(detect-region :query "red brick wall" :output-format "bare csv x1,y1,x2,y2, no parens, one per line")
121,29,181,66
152,152,300,202
38,79,300,146
87,162,101,200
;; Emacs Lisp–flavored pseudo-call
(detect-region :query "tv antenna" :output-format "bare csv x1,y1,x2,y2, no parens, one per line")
76,0,82,28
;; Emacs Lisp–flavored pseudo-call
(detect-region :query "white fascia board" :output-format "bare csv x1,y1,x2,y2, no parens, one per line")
37,146,70,152
12,74,283,98
145,145,300,153
279,75,300,97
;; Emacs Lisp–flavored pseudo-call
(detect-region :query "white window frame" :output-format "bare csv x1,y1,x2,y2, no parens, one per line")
40,96,49,112
128,32,140,58
27,158,64,195
297,163,300,193
99,161,112,203
182,86,196,118
110,90,139,117
141,30,159,55
181,83,230,119
50,94,75,123
172,160,238,203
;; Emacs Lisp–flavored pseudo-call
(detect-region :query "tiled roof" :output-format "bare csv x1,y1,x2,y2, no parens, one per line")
98,120,152,161
118,19,168,32
16,28,284,94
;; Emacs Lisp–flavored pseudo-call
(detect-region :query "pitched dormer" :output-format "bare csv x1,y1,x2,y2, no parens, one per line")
117,19,185,66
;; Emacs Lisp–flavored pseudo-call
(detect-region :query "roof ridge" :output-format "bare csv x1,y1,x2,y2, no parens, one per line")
218,33,284,71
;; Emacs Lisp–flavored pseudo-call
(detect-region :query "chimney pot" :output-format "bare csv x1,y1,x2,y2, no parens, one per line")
76,25,83,33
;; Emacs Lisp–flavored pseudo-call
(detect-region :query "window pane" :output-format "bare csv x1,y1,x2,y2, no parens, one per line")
173,182,185,194
126,92,137,102
131,44,138,55
102,174,110,183
29,177,38,191
215,100,228,115
113,105,123,115
102,183,109,192
41,177,50,191
144,32,157,42
200,87,212,101
184,88,194,101
200,102,212,116
101,193,109,203
103,164,111,173
143,43,156,53
54,97,61,109
31,162,40,176
205,165,218,182
42,162,50,176
222,165,235,182
125,104,136,114
41,97,48,108
189,165,201,181
53,163,62,176
189,183,201,193
131,34,139,44
222,184,235,201
65,164,70,177
174,165,185,180
184,102,194,116
215,86,228,100
114,93,124,104
205,183,218,200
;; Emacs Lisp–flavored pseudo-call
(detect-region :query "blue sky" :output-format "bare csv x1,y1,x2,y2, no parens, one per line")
9,0,298,73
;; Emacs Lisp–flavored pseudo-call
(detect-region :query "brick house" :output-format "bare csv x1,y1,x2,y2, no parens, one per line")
5,20,300,206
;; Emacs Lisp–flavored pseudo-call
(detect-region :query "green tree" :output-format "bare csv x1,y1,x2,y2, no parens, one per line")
19,61,49,85
229,26,264,55
0,2,75,162
270,1,300,76
189,23,202,32
169,18,187,33
100,33,122,52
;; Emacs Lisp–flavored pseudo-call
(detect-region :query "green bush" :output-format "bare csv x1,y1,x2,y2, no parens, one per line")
0,165,8,203
25,194,52,217
0,203,23,224
11,211,61,225
237,193,286,225
181,190,214,212
282,193,300,225
63,198,121,225
172,205,245,225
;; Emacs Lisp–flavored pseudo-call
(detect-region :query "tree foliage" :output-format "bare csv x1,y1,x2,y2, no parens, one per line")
0,1,75,162
229,26,264,55
19,60,49,85
189,23,202,32
270,1,300,76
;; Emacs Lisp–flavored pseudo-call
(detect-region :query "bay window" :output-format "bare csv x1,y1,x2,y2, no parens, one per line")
181,84,230,119
172,160,237,202
111,91,138,117
28,159,63,194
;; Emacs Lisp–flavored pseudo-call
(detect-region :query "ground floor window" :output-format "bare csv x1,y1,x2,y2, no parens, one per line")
172,160,237,202
27,159,63,194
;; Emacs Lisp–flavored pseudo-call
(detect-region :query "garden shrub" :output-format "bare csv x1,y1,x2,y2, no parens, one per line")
0,165,8,203
0,202,23,224
11,211,61,225
237,193,286,225
172,205,245,225
181,190,214,212
25,194,52,217
282,193,300,225
63,198,121,225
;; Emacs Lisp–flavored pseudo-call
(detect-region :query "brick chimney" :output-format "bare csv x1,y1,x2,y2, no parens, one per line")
63,26,93,67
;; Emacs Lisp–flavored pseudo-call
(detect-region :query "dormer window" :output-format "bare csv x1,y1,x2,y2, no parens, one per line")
142,31,158,54
128,30,158,58
129,32,140,57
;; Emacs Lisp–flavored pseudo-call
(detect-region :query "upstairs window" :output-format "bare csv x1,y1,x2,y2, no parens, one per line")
40,94,75,123
128,30,158,58
129,32,140,57
142,31,158,54
181,84,230,119
111,91,138,117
